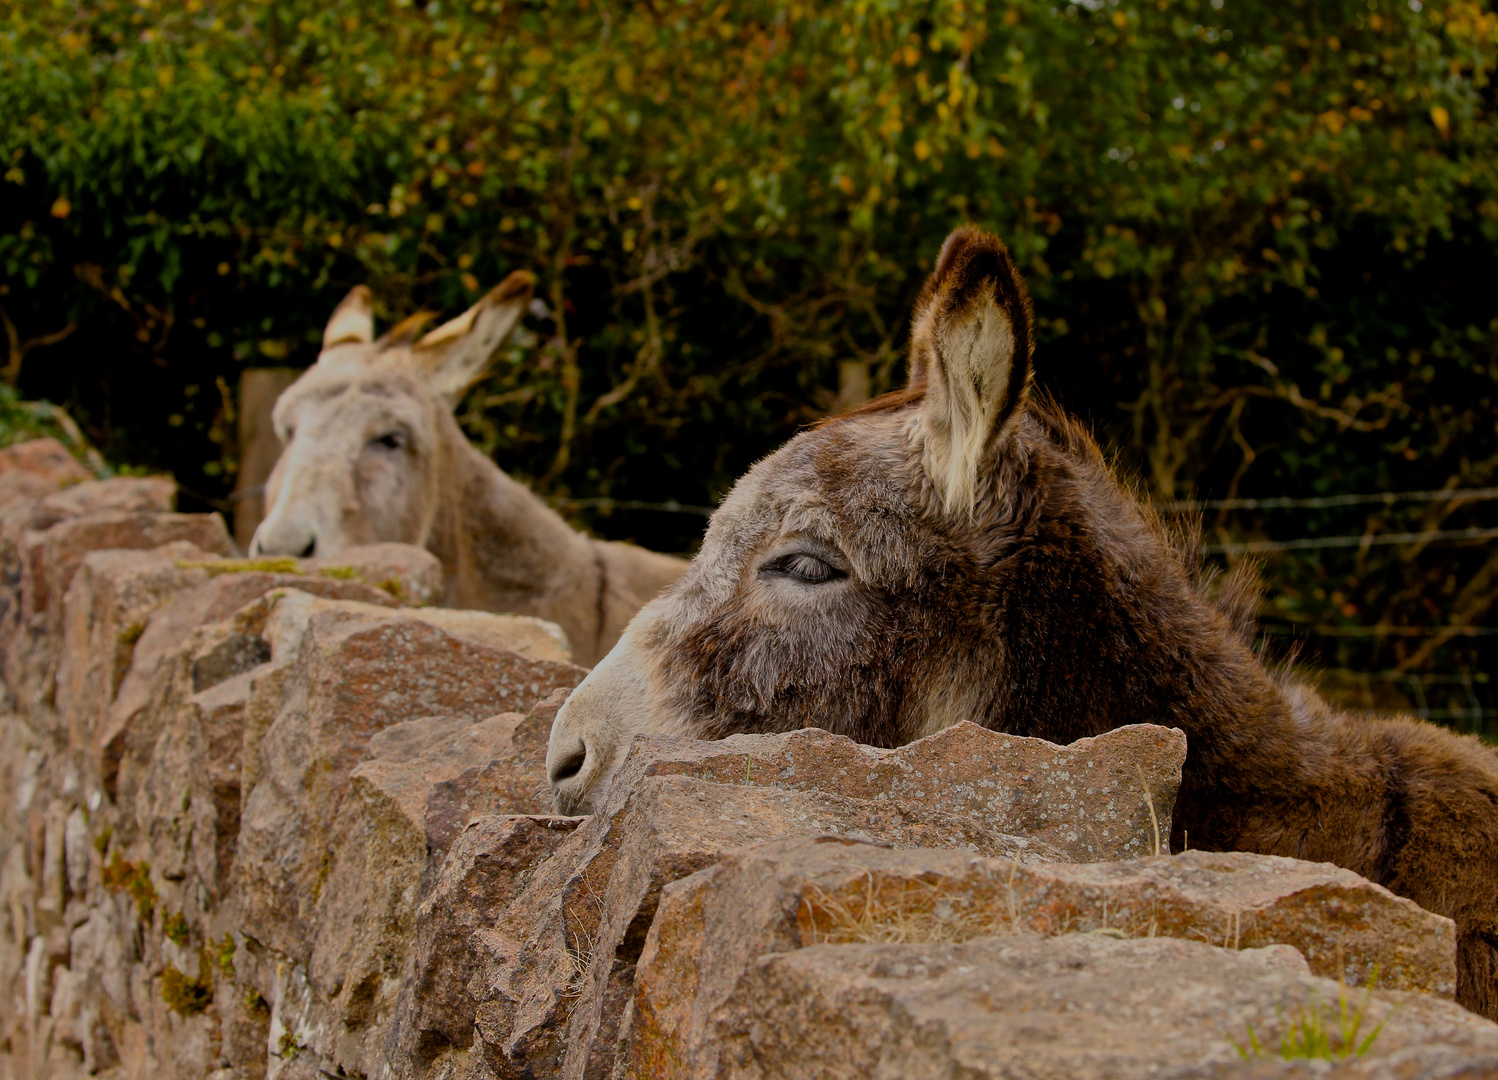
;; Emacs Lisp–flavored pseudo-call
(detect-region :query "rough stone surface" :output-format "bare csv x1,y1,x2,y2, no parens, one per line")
0,476,594,1080
301,715,523,1079
395,814,586,1073
231,589,585,964
612,720,1185,863
0,480,233,714
457,764,1066,1080
0,440,89,516
423,688,572,856
307,542,446,609
627,837,1461,1079
645,932,1498,1080
54,542,216,754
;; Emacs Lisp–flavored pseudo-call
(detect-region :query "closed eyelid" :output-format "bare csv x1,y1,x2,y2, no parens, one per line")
760,535,846,566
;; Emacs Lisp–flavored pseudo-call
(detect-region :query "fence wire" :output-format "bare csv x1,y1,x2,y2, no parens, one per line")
1164,486,1498,512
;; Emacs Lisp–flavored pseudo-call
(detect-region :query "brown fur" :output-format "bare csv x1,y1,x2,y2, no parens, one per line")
549,228,1498,1018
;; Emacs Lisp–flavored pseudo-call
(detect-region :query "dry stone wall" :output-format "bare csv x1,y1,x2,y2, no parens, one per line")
0,439,1491,1080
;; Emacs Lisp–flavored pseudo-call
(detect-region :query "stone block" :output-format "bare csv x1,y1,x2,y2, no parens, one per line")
0,440,89,516
2,494,233,714
611,720,1185,863
636,930,1498,1080
463,768,1060,1080
627,836,1462,1078
423,689,573,857
232,589,586,965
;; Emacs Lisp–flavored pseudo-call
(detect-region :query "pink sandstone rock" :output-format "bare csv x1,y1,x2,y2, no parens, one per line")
0,439,89,516
611,719,1186,863
627,838,1476,1080
231,589,586,965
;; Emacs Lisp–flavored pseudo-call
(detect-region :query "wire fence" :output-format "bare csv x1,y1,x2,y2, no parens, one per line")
1260,624,1498,638
548,496,716,517
1162,486,1498,512
1203,525,1498,555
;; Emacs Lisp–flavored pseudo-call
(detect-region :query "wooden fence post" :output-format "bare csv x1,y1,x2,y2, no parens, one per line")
233,367,298,550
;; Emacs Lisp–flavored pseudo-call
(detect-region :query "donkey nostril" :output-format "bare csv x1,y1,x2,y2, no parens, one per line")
552,748,586,783
299,537,316,558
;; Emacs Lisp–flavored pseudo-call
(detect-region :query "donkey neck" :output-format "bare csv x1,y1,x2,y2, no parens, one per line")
987,432,1308,845
424,414,601,639
988,429,1294,746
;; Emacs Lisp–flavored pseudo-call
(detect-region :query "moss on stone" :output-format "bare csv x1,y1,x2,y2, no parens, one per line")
175,557,301,576
215,932,237,978
102,852,157,919
161,951,213,1017
163,910,190,947
316,564,362,581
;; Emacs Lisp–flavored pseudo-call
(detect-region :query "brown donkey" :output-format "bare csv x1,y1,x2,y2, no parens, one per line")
547,227,1498,1018
250,274,686,665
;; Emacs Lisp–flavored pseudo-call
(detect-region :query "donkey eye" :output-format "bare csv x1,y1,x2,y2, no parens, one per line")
370,431,406,451
763,552,846,585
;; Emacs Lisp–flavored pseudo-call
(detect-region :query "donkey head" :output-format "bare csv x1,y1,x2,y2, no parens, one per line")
250,272,534,558
546,226,1160,814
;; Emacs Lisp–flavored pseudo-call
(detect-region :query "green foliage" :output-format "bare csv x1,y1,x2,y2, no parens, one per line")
0,383,108,473
3,0,1497,725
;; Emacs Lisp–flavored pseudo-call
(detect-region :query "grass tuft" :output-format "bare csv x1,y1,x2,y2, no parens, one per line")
1233,966,1388,1061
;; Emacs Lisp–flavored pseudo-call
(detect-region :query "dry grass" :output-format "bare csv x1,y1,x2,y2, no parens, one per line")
560,924,597,1000
798,859,1205,949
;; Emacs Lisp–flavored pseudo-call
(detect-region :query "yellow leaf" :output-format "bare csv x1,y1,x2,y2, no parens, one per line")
1430,105,1450,138
1112,11,1128,27
50,196,70,219
914,140,931,161
837,174,856,194
157,67,175,88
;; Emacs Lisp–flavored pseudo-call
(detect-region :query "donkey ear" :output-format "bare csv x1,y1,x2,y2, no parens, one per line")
907,226,1033,515
410,271,536,404
322,285,375,350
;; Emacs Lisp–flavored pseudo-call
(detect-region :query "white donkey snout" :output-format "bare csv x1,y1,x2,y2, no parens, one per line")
546,620,659,815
